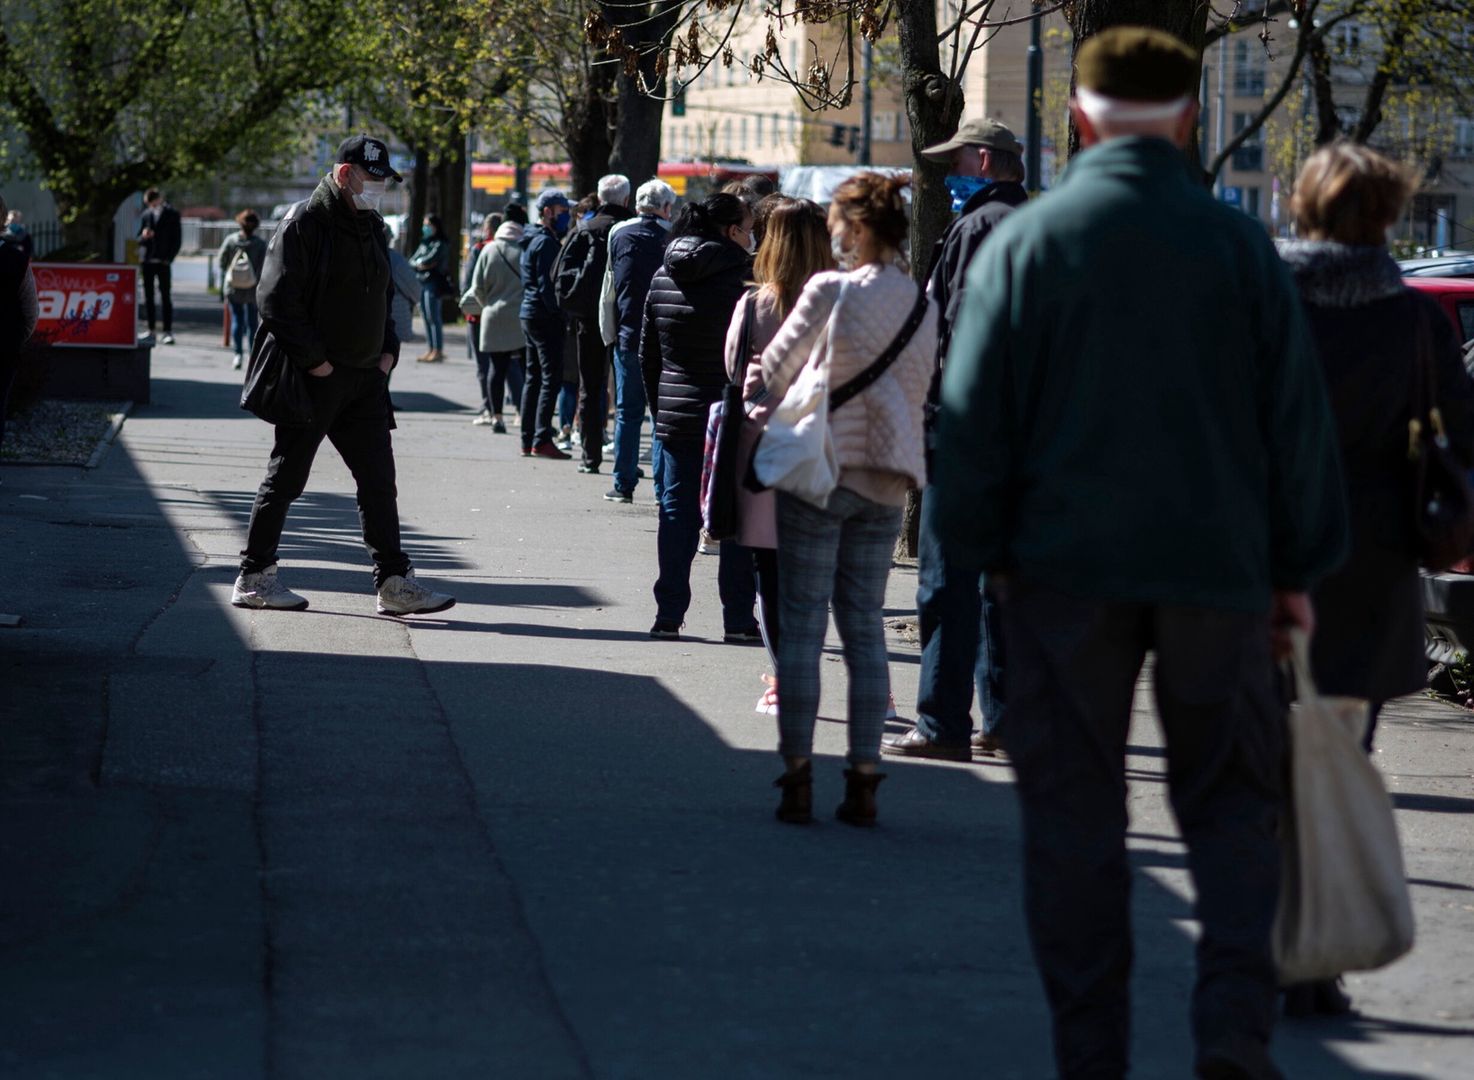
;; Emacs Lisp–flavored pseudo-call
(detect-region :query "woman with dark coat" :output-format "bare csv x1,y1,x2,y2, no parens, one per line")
1279,141,1474,1017
639,192,759,642
410,214,451,362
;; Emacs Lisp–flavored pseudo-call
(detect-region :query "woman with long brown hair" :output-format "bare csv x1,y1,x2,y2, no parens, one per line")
724,197,834,710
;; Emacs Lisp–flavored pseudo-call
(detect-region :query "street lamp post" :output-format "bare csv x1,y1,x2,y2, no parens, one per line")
860,36,874,166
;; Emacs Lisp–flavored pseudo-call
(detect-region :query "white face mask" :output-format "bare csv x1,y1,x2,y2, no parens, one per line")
830,231,853,270
352,179,387,212
744,231,757,255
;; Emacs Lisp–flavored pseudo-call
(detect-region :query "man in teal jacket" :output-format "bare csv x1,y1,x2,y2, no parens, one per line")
933,29,1348,1080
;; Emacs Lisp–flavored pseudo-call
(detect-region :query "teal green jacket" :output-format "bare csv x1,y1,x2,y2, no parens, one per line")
933,137,1348,612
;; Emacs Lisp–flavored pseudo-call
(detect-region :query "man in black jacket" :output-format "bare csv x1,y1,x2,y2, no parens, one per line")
519,188,572,458
233,134,454,617
884,118,1028,763
137,188,182,344
559,174,634,474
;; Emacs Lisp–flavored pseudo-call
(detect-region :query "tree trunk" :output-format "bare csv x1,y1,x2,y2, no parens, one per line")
1066,1,1210,162
434,146,466,322
57,193,124,262
406,145,431,256
894,1,962,560
605,1,681,189
568,51,618,198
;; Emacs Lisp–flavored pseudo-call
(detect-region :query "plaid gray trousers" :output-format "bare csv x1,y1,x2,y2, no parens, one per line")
774,487,903,763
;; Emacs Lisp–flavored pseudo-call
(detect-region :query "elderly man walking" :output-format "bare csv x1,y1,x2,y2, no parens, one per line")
933,29,1347,1080
233,134,455,617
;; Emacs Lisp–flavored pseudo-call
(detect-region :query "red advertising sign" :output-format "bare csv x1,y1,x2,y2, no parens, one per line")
32,263,139,349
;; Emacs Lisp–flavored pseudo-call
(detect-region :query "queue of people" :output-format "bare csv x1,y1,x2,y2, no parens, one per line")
194,26,1471,1074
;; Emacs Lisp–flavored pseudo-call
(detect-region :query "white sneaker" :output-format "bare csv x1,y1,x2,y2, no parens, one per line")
232,565,309,610
233,352,244,370
160,333,176,345
376,570,455,616
471,409,493,426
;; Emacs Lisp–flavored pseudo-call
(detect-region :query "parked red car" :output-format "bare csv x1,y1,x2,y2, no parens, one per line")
1406,276,1474,344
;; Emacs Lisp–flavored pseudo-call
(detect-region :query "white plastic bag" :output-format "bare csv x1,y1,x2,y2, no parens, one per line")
1273,630,1415,983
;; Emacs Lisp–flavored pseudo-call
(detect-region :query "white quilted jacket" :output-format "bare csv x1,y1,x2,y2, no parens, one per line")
760,262,937,494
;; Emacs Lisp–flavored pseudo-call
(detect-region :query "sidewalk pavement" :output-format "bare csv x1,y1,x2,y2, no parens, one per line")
3,282,1473,1078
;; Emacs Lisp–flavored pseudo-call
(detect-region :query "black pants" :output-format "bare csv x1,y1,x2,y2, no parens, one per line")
520,314,563,449
998,581,1284,1078
240,366,411,589
475,347,523,415
573,317,608,467
141,262,172,333
0,346,18,449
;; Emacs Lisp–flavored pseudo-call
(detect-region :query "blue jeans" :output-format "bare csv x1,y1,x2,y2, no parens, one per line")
775,488,902,764
229,301,258,355
419,283,444,351
611,346,647,494
652,439,757,631
915,487,1005,745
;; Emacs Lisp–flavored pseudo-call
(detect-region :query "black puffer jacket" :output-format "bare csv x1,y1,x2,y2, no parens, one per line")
639,234,749,443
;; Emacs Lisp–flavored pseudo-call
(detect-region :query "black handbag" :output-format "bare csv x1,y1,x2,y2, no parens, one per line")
240,330,315,427
1409,304,1474,570
704,292,757,540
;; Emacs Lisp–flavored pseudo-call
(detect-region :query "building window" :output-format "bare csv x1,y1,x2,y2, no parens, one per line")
1231,112,1264,171
755,114,763,147
1334,22,1361,56
1247,187,1261,217
1453,118,1474,158
739,117,748,151
722,118,732,156
1233,40,1266,96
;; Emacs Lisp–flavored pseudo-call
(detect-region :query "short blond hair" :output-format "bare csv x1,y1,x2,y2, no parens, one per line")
1291,141,1417,245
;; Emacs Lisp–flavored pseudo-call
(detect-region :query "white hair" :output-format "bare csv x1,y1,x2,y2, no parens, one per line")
635,179,677,213
597,174,631,207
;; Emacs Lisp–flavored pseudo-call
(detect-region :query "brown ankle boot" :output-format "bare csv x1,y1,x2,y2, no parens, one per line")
773,761,813,824
835,768,886,826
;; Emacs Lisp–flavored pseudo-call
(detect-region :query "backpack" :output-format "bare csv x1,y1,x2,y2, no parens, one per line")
553,223,606,319
229,245,258,290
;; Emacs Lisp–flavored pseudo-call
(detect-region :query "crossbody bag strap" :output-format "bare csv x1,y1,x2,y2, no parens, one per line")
731,288,757,387
829,282,929,412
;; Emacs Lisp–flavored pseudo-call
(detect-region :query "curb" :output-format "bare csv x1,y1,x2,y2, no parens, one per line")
85,403,133,469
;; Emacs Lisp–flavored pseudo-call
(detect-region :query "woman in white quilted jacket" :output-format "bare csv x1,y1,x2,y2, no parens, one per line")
761,173,937,826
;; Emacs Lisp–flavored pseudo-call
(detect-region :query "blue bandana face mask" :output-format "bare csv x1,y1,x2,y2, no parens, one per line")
945,174,993,213
553,210,571,236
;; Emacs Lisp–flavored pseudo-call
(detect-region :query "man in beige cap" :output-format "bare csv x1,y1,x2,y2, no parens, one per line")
933,28,1348,1080
885,118,1028,765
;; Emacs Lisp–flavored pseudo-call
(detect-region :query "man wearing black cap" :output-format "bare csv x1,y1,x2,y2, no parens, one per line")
884,117,1028,765
519,188,574,459
233,134,455,617
934,29,1348,1080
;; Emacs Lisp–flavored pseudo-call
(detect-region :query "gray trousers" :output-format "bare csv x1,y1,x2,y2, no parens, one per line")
998,580,1285,1077
775,488,902,764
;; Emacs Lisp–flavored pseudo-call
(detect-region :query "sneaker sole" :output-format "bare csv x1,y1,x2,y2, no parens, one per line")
880,743,971,762
378,597,457,617
603,495,633,503
231,597,309,612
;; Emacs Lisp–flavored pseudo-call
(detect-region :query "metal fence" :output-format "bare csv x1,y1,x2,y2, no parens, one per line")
182,218,281,256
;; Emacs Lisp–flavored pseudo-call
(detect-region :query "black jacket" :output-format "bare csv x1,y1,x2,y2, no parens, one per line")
557,202,634,320
257,176,399,371
610,214,670,356
138,203,182,264
520,223,564,320
0,234,28,353
1284,246,1474,701
927,181,1027,362
639,234,749,443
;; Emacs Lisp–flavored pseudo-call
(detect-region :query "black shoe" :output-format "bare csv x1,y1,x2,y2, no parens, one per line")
491,418,507,434
1283,978,1355,1019
603,488,633,504
578,462,600,474
723,628,762,645
773,761,813,824
649,619,682,640
1195,1034,1284,1080
835,769,885,826
636,467,647,479
882,726,971,762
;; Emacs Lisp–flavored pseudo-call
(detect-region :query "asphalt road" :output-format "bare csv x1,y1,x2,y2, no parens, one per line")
2,286,1472,1078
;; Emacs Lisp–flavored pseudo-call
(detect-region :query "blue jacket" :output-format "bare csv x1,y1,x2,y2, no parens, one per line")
519,223,562,320
610,214,671,355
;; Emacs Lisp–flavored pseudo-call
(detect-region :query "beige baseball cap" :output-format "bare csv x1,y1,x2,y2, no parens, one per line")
920,118,1024,161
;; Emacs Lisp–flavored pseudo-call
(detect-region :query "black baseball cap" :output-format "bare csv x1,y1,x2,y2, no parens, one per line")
336,134,404,182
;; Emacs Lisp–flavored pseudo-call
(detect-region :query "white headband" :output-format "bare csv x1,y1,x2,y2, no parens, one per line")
1074,86,1193,124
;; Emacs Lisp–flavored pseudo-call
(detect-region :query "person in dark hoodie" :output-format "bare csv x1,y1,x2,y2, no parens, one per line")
520,188,573,459
233,134,455,618
885,118,1029,763
640,191,760,642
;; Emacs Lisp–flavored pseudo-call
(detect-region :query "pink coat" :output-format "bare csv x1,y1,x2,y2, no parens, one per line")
723,287,786,549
